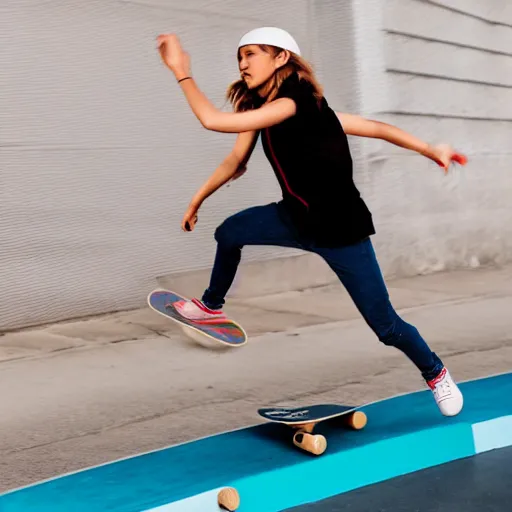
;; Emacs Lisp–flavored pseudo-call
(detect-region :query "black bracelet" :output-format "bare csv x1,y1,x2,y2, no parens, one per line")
177,76,192,84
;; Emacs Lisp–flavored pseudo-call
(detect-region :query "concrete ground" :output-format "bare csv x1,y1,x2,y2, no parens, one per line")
0,264,511,493
286,447,512,511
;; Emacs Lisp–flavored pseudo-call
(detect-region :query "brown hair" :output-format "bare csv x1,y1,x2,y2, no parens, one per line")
226,45,323,112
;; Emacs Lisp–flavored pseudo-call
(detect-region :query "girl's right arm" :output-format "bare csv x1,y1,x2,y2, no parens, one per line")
181,130,258,231
157,34,296,133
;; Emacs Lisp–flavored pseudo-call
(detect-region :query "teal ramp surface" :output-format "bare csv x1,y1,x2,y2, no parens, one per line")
0,373,510,512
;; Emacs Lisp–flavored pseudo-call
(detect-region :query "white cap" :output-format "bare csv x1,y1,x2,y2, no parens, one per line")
237,27,301,56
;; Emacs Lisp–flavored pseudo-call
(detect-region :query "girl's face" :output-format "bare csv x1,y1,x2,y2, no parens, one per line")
238,45,288,92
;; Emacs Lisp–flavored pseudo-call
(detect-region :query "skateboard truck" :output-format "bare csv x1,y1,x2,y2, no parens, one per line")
291,410,367,455
259,405,368,456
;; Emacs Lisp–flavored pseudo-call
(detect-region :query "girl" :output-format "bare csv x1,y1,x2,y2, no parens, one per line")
156,27,466,416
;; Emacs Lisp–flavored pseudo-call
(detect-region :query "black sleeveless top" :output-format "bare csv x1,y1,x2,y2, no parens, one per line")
256,72,375,247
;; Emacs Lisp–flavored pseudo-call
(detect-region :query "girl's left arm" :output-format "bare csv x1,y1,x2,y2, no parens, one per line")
336,112,467,170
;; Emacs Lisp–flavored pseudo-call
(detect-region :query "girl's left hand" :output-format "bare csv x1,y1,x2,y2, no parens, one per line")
157,34,190,79
428,144,468,173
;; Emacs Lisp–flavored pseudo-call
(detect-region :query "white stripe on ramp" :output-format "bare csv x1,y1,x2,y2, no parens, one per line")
472,416,512,453
142,487,224,511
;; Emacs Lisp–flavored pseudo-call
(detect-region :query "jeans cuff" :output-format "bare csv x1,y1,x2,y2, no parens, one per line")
421,352,444,381
201,290,224,310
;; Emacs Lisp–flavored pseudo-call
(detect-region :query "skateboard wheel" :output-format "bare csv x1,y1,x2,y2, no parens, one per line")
347,411,367,430
217,487,240,511
293,432,327,455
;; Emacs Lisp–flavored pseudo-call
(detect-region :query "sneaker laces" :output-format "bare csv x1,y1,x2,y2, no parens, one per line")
433,379,452,400
428,369,452,401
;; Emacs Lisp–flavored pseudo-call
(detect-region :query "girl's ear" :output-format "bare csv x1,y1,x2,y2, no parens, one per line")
274,49,291,70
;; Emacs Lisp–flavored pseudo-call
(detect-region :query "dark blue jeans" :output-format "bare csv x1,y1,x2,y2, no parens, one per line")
202,202,444,381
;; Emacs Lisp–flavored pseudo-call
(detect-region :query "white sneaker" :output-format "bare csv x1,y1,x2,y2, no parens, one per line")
173,298,226,322
427,367,464,417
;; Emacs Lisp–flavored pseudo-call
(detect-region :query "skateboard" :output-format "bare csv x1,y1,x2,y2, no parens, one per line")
147,289,247,348
258,404,367,455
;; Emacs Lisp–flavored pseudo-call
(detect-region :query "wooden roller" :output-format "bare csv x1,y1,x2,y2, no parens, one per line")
344,411,367,430
217,487,240,511
293,431,327,455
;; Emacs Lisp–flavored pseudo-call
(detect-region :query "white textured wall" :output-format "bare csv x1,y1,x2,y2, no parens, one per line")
352,0,512,277
1,0,511,330
0,0,356,329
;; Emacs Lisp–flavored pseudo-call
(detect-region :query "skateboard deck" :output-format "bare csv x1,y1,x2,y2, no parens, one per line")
147,289,247,347
258,404,367,455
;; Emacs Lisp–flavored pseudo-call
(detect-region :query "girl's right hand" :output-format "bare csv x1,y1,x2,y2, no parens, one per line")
181,204,199,232
157,34,190,80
